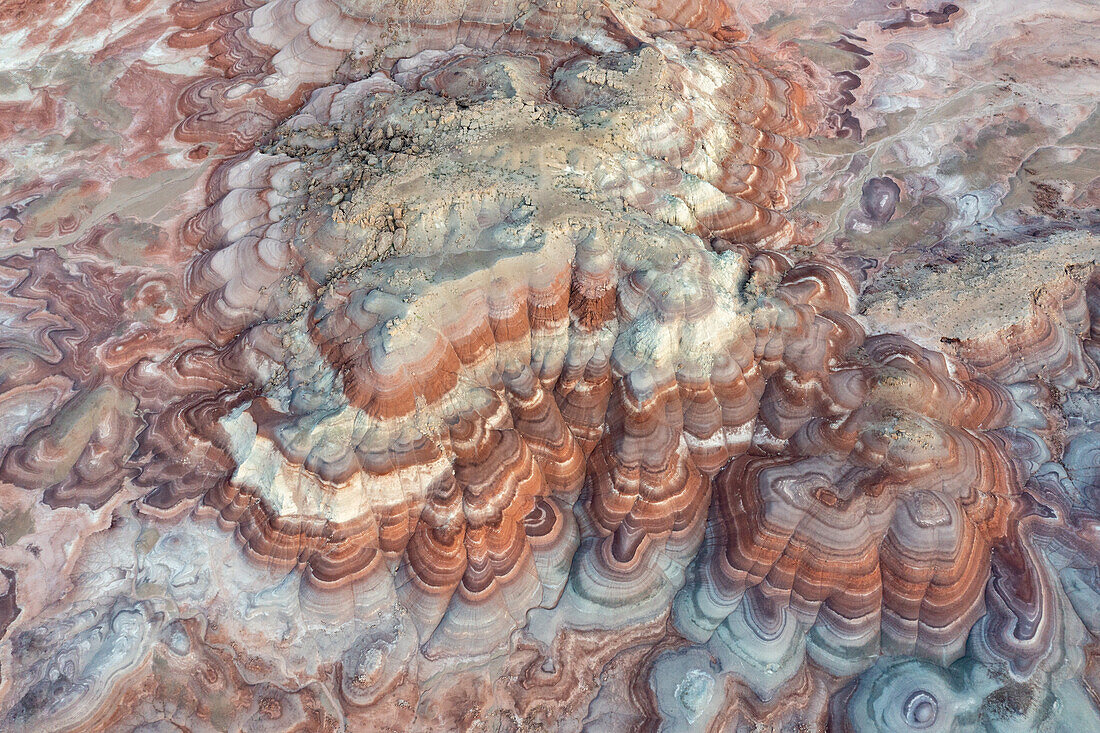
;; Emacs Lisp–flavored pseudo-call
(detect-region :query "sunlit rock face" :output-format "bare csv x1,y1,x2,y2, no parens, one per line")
0,0,1098,730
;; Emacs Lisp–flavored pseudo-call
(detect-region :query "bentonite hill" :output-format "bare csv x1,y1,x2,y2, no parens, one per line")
0,1,1098,730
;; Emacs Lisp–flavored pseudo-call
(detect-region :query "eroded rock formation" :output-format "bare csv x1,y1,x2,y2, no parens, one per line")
0,0,1098,730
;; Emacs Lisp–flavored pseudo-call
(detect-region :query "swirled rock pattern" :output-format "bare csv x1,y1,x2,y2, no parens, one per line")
1,0,1098,730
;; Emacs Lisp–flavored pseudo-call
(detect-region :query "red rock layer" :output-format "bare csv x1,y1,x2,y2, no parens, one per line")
2,5,1084,731
959,273,1100,390
118,0,819,654
678,333,1023,663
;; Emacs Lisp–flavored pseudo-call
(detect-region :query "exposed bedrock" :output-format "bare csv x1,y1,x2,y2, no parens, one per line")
0,0,1098,730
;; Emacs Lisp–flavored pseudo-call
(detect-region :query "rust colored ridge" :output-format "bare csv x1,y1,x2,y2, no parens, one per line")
125,0,819,657
959,270,1100,390
673,333,1025,673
